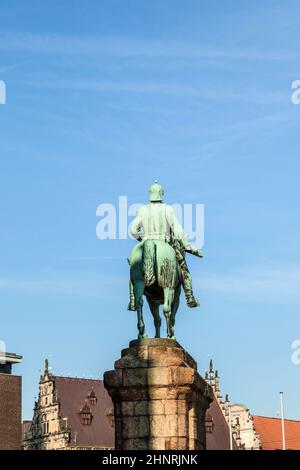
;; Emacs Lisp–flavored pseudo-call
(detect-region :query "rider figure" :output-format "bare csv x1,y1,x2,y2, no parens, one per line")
128,181,202,310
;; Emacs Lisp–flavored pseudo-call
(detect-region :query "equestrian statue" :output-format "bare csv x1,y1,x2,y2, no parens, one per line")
128,181,203,339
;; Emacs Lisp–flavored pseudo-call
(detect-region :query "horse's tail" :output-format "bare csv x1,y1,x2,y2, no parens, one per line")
143,239,156,286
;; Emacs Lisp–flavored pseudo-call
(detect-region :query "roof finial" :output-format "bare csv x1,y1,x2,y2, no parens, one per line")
45,358,49,375
209,359,213,373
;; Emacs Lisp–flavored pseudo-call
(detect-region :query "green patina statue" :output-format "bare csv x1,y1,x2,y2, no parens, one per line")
128,182,203,339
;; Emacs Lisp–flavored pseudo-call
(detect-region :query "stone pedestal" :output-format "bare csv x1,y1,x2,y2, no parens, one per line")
104,338,213,450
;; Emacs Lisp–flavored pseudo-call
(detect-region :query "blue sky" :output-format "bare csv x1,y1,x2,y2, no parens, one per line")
0,0,300,421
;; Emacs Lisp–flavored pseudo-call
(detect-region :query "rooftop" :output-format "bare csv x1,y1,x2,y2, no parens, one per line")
0,352,22,364
0,352,22,374
253,415,300,450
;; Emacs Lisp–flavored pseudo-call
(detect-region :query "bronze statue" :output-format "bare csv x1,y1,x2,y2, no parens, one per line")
128,182,203,339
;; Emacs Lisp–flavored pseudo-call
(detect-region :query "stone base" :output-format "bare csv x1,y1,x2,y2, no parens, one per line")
104,338,213,450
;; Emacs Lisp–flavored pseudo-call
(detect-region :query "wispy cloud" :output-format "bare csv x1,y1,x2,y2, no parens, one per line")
0,275,126,298
185,109,295,162
198,266,300,300
1,264,299,301
26,78,287,105
67,255,127,261
0,32,299,62
0,61,30,74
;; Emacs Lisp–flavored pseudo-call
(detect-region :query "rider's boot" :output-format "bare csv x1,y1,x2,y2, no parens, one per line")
128,280,136,311
182,271,199,308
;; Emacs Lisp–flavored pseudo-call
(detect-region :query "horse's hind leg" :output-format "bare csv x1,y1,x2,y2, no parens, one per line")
163,287,175,339
170,285,180,339
148,298,161,338
133,280,147,339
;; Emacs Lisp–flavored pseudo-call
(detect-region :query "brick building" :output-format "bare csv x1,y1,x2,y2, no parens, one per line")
0,352,22,450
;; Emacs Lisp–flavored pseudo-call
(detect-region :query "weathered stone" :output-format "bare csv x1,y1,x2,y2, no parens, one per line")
121,401,134,416
164,399,186,415
149,414,180,437
171,366,195,386
147,366,172,386
123,368,148,387
103,369,122,389
148,346,184,367
133,400,165,416
147,385,189,401
122,438,149,450
122,416,149,438
168,437,187,450
118,346,149,368
104,338,213,450
148,437,166,450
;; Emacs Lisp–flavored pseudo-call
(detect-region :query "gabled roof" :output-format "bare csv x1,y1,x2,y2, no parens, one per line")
54,376,114,448
253,416,300,450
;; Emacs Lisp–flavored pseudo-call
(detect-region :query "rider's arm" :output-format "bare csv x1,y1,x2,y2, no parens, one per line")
166,206,203,256
166,205,189,247
130,208,143,240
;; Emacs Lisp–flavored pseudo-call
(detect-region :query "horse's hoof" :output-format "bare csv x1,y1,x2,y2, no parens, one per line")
168,335,176,340
138,333,148,340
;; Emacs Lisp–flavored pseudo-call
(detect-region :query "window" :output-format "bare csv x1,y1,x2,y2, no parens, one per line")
81,412,92,425
79,402,93,426
205,414,214,434
87,389,97,406
105,408,115,428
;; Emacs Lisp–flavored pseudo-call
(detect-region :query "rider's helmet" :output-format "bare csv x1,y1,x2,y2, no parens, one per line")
149,181,164,202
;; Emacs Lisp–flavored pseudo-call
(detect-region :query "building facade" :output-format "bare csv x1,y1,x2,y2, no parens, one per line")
205,360,300,450
24,358,300,451
231,404,261,450
204,360,240,450
0,352,22,450
204,359,263,450
23,360,114,450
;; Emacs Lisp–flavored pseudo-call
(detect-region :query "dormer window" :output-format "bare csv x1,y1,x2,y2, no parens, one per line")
87,389,97,406
106,407,115,428
79,402,93,426
82,412,92,425
205,413,214,434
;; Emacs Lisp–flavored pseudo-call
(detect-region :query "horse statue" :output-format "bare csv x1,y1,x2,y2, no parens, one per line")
129,239,181,339
128,181,203,339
